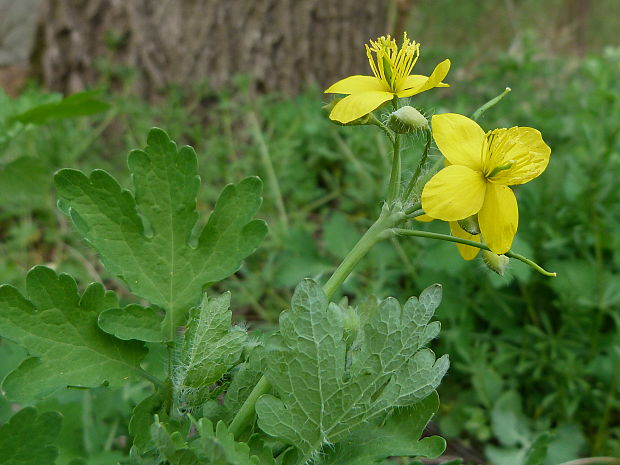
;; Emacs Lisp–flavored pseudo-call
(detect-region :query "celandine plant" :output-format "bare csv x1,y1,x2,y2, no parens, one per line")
0,33,554,464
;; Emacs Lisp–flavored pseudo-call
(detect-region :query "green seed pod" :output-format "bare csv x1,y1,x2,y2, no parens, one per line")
387,106,429,133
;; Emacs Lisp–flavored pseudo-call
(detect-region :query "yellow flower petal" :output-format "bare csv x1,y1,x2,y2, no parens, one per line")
431,113,485,171
478,184,518,254
449,221,481,260
399,75,449,96
488,127,551,186
421,165,486,221
328,91,394,124
398,59,451,97
324,75,388,94
414,213,434,222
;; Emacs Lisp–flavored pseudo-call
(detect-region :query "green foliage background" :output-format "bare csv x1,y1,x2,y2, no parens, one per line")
1,4,620,463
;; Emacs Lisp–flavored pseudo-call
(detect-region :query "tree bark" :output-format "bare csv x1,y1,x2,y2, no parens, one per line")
33,0,389,97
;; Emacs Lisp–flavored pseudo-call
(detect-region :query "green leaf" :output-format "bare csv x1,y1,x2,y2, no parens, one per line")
54,128,267,340
173,292,246,410
318,392,445,465
144,416,264,465
11,90,110,125
0,266,146,402
523,432,552,465
129,390,166,452
204,354,264,426
0,407,62,465
491,391,531,447
255,279,448,461
191,419,265,465
98,305,166,342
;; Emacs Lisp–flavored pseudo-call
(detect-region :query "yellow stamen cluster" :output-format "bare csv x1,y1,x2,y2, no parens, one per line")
482,129,522,178
482,128,545,184
366,33,420,92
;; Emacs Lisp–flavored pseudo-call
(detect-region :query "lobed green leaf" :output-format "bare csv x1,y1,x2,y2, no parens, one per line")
0,266,146,402
317,392,445,465
54,128,267,341
255,279,448,461
173,292,247,410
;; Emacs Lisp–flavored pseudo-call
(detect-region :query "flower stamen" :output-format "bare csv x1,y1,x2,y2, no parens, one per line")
366,33,420,92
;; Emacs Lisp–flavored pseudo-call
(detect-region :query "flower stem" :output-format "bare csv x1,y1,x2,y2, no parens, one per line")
392,228,557,277
387,134,401,203
368,114,395,145
228,375,271,437
403,128,432,202
134,367,166,391
323,206,404,299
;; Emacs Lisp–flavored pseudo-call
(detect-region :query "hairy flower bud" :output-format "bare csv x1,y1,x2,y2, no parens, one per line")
482,250,509,276
458,215,480,235
388,106,429,133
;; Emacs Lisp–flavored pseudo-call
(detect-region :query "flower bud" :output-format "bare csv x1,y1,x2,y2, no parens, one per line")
458,215,480,235
341,304,360,347
482,250,509,276
387,106,429,133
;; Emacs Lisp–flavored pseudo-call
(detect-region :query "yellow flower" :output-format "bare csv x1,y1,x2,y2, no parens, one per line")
324,33,451,124
421,113,551,254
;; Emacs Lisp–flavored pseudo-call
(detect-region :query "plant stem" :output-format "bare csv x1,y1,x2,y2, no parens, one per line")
403,128,432,202
228,375,272,437
135,367,167,391
228,205,405,438
404,202,421,215
368,114,395,145
392,228,557,277
387,134,401,203
323,206,405,299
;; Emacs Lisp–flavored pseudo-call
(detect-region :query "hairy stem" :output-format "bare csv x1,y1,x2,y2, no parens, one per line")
323,206,405,299
403,128,432,202
387,134,402,203
228,375,272,437
368,113,395,145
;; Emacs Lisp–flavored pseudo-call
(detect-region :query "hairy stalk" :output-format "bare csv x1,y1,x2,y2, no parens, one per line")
403,128,432,201
392,228,556,277
322,206,405,299
386,97,401,203
387,134,401,203
368,113,395,145
404,201,421,215
228,376,272,437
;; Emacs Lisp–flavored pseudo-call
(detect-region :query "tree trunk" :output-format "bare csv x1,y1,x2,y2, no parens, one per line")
33,0,389,98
